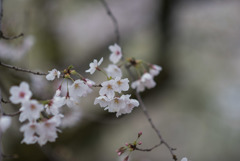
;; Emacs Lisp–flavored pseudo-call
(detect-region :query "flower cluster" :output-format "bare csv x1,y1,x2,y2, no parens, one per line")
131,64,162,92
7,43,162,147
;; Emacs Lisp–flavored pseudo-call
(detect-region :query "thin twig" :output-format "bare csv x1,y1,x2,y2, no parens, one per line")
1,98,10,104
99,0,120,44
99,0,178,160
0,61,47,76
3,111,21,117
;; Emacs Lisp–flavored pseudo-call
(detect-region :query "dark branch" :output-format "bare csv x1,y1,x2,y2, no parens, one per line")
0,61,47,76
99,0,120,44
3,111,21,117
1,98,10,104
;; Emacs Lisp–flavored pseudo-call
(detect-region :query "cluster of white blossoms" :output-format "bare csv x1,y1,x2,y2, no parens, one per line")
91,44,139,117
6,43,162,146
131,64,162,92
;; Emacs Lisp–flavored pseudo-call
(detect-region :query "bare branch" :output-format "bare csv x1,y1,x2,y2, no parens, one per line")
0,61,47,76
99,0,120,44
1,98,10,104
3,111,20,117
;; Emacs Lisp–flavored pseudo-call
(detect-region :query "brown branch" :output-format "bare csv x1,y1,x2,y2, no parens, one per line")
1,98,10,104
0,61,47,76
99,0,120,44
135,91,177,160
3,111,20,117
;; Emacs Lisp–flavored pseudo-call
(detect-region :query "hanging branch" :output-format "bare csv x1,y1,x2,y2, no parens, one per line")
99,0,120,44
0,0,23,40
0,61,47,76
100,0,177,160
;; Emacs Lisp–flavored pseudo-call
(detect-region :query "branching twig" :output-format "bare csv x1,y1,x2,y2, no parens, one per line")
0,61,47,76
100,0,178,160
99,0,120,44
3,111,20,117
0,0,24,40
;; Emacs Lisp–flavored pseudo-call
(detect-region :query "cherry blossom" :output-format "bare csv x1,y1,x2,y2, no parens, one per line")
45,96,65,115
104,64,122,78
181,157,188,161
141,73,156,89
46,69,61,81
69,79,92,99
149,64,162,76
99,79,117,99
109,43,122,64
94,95,111,108
0,116,12,133
131,79,145,92
9,82,32,104
20,121,39,144
114,77,129,93
37,116,61,146
19,99,44,122
85,57,103,74
116,95,139,117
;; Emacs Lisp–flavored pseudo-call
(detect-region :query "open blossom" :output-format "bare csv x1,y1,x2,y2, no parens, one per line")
65,93,80,108
116,95,139,117
0,116,12,132
94,95,111,108
99,79,117,99
9,82,32,104
69,79,92,99
114,77,129,93
45,96,65,115
19,99,44,122
104,64,122,78
37,115,62,146
109,43,122,64
149,64,162,76
46,69,61,81
131,73,156,92
20,121,39,144
85,57,103,74
181,158,188,161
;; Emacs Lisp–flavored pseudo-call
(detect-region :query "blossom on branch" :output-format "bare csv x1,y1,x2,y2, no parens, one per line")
9,82,32,104
46,69,61,81
85,57,103,74
104,64,122,78
109,43,122,64
0,116,12,133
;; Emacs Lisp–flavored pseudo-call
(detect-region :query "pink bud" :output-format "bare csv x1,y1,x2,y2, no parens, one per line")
138,131,142,137
138,141,142,145
125,143,129,146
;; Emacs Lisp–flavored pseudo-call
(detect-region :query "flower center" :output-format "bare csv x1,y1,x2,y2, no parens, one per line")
30,104,36,110
19,92,25,98
107,84,112,90
116,51,120,55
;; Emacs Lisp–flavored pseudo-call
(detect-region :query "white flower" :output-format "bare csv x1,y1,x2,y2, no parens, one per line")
131,73,156,92
116,95,139,117
20,121,39,144
131,79,145,92
109,43,122,64
45,96,65,115
65,93,80,108
114,77,129,93
37,116,61,146
104,64,122,78
149,64,162,76
85,78,95,87
46,69,61,81
9,82,32,104
141,73,156,89
0,116,12,132
107,97,125,113
19,99,44,122
69,79,91,99
181,158,188,161
99,79,116,99
85,57,103,74
94,95,111,108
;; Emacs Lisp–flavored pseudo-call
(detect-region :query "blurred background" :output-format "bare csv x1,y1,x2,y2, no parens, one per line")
0,0,240,161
